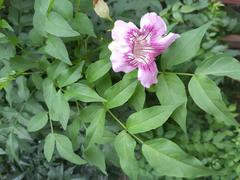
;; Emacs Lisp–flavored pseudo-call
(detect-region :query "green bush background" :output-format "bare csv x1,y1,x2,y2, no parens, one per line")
0,0,240,179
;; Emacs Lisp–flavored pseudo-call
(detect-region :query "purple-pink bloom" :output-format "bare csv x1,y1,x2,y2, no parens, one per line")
108,12,180,88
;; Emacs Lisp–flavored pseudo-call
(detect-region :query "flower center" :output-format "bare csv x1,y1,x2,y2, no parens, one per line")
127,28,158,67
133,35,152,63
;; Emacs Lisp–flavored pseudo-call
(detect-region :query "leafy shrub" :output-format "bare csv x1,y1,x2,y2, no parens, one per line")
0,0,239,179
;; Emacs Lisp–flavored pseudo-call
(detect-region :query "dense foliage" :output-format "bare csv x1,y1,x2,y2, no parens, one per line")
0,0,240,179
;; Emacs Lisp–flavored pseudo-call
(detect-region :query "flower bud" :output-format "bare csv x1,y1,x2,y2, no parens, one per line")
93,0,111,20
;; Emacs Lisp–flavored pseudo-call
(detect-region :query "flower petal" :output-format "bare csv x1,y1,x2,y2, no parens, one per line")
140,12,167,37
112,20,138,41
110,51,136,73
138,62,158,88
108,41,131,54
156,32,180,50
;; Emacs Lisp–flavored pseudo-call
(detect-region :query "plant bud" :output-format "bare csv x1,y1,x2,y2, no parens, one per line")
93,0,111,20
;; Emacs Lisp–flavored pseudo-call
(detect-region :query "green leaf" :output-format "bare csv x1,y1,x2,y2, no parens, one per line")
53,0,73,19
42,78,56,111
33,10,47,36
45,12,79,37
13,125,32,141
16,76,30,101
156,74,187,134
195,54,240,81
45,36,71,65
10,56,38,72
0,147,5,155
0,43,15,60
126,105,177,134
47,61,67,80
78,0,93,12
99,45,111,59
129,83,145,111
34,0,53,15
0,19,14,31
44,133,55,162
73,12,96,37
114,131,139,179
0,77,12,90
51,90,70,130
57,62,84,87
29,28,44,46
99,130,116,144
64,83,106,102
67,118,81,150
84,145,106,174
85,108,105,149
142,138,215,178
104,77,138,109
95,73,112,95
55,134,86,165
33,0,52,35
27,112,48,132
6,133,19,161
0,32,8,43
43,78,70,129
79,104,103,123
161,23,211,70
188,75,238,126
86,59,111,82
180,5,196,13
31,73,43,90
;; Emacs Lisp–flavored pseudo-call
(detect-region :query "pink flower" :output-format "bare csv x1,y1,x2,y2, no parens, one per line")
108,12,180,88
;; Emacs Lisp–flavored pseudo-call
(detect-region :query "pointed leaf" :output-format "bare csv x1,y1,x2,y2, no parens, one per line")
0,147,5,155
45,12,79,37
51,90,70,130
47,61,68,80
79,104,103,123
142,138,215,178
188,75,238,126
104,78,137,109
55,134,86,165
14,125,32,141
85,108,105,149
156,74,187,134
73,12,96,37
44,133,55,162
64,83,106,102
84,145,106,174
95,73,112,95
6,133,19,161
86,59,111,82
162,23,211,70
16,76,30,101
114,131,139,179
129,83,146,111
45,36,71,65
42,78,56,113
126,105,178,134
67,118,81,150
195,54,240,81
53,0,73,19
27,111,48,132
57,62,84,87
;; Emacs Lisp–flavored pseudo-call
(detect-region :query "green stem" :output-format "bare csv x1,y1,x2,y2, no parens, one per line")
106,109,144,144
159,71,194,76
17,71,43,76
107,109,126,130
48,114,54,134
107,16,114,22
75,101,80,113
